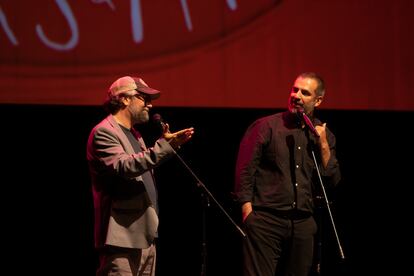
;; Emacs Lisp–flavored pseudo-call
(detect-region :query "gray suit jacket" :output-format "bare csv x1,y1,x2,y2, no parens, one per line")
87,114,175,249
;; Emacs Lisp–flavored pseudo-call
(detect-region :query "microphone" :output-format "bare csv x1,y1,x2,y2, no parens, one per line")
299,110,320,138
152,113,165,135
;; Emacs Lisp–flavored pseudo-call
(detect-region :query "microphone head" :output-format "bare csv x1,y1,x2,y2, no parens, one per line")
295,107,305,122
297,106,305,115
152,113,165,135
152,113,162,122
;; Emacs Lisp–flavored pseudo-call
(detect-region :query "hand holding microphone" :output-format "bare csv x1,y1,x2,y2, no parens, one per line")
152,113,194,150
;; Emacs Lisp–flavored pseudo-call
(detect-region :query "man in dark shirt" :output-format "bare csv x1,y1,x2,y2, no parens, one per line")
234,72,341,276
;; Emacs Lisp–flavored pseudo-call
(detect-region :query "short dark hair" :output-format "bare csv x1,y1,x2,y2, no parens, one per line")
103,93,130,114
298,72,325,97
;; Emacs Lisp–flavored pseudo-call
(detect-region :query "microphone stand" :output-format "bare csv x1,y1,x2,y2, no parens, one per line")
314,195,324,275
173,150,246,276
311,150,345,271
301,112,345,273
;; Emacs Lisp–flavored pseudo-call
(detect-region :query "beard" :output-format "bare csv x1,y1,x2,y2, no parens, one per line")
288,98,311,116
129,105,149,124
288,102,304,114
289,106,300,114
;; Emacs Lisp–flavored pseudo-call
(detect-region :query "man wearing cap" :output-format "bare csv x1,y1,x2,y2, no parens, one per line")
87,76,194,276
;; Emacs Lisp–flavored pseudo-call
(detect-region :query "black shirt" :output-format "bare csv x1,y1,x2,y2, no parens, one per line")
120,125,159,215
235,111,341,214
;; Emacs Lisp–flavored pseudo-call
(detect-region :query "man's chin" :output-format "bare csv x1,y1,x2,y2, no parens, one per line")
289,107,300,114
135,113,149,124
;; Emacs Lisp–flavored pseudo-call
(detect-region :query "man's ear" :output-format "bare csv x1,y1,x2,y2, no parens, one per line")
121,96,131,106
314,96,323,107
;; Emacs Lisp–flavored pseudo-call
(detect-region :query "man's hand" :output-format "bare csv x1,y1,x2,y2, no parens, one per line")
241,202,252,223
162,123,194,150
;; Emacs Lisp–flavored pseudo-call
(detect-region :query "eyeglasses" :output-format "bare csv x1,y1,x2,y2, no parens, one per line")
292,86,311,96
134,93,152,105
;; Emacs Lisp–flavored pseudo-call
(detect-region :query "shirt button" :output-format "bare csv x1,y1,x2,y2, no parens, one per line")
298,146,301,150
295,183,298,187
296,164,299,168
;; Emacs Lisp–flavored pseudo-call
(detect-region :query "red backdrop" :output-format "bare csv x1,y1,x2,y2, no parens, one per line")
1,0,413,110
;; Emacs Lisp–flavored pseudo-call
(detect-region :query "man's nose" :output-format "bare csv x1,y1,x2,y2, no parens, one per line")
294,91,302,99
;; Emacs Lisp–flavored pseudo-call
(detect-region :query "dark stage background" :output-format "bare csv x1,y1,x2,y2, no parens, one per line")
1,104,411,275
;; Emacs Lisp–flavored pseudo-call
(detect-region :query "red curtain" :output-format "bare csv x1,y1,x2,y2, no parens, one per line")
1,0,413,110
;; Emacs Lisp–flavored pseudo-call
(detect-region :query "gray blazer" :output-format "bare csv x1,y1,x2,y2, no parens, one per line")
87,115,175,249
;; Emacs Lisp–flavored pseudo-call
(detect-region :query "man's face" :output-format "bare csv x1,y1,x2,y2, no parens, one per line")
288,77,322,115
128,93,153,124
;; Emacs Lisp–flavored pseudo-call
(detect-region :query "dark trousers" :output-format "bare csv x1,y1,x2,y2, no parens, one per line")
96,244,156,276
242,210,317,276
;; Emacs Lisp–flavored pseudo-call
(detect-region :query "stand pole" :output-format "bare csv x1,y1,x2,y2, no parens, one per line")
313,195,324,276
173,151,246,276
200,189,209,276
301,111,345,263
311,150,345,262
